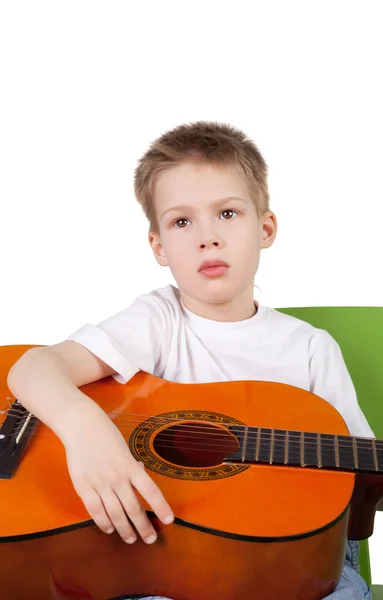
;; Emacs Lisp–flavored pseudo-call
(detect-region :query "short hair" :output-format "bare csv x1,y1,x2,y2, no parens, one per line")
133,120,270,233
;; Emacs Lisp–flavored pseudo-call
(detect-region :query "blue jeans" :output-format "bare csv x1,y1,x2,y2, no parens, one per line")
324,540,372,599
116,541,372,600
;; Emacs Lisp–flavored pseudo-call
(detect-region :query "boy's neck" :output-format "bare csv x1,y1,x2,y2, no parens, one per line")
180,288,258,323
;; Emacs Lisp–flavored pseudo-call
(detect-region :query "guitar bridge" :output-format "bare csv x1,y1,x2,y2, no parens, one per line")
0,401,38,479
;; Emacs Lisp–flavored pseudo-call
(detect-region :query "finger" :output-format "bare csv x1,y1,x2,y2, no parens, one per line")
114,480,158,544
130,466,174,526
99,489,137,543
81,488,115,534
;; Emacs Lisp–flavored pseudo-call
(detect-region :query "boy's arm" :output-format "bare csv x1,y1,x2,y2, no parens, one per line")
7,341,116,440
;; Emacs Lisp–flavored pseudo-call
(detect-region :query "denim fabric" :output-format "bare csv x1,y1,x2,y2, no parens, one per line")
115,540,372,600
323,540,372,599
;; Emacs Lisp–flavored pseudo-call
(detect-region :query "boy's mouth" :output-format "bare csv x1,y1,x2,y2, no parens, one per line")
198,259,229,278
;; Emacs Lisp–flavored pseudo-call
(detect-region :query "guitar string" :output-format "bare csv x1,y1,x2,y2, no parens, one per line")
4,422,379,464
3,414,379,451
2,406,379,446
6,416,379,448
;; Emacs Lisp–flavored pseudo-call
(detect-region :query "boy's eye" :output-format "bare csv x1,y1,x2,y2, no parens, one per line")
220,209,237,220
173,218,190,228
172,209,237,228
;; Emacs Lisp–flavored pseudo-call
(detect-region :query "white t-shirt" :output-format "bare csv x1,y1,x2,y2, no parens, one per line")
67,284,374,438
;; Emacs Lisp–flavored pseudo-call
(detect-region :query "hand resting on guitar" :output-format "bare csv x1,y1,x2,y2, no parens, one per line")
7,341,174,545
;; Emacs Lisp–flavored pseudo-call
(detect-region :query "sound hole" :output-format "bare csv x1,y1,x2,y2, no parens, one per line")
153,422,239,468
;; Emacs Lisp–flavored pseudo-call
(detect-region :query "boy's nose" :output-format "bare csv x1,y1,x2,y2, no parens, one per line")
199,238,220,249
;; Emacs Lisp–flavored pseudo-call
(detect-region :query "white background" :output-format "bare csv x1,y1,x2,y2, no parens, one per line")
1,0,382,584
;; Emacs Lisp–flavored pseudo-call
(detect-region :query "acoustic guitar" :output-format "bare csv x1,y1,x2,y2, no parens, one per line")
1,344,382,600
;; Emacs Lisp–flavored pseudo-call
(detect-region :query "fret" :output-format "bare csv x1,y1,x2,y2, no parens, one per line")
317,433,322,467
258,428,272,463
270,429,275,464
300,432,305,467
352,437,358,469
244,426,257,463
256,427,261,462
373,439,379,471
284,430,288,464
241,426,248,462
334,434,340,468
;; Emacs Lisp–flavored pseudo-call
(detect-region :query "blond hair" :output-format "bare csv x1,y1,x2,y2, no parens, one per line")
133,120,270,234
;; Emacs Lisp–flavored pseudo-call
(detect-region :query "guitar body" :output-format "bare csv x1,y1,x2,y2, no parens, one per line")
0,345,356,599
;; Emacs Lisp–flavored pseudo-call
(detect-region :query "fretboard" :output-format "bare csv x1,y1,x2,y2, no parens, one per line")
225,426,382,474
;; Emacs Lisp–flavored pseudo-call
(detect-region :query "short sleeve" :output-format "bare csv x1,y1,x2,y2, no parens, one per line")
66,291,173,384
308,329,374,438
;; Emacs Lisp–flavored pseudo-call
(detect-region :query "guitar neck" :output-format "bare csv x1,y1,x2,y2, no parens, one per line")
225,426,382,475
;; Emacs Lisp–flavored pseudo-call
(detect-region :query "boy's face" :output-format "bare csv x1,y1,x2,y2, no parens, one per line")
149,161,277,319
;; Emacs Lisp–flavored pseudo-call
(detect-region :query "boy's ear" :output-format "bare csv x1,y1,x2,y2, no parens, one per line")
148,231,168,267
260,210,278,249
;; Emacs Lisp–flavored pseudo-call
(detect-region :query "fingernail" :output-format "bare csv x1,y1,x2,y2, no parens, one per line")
106,527,114,534
126,536,136,544
146,534,156,544
164,515,174,524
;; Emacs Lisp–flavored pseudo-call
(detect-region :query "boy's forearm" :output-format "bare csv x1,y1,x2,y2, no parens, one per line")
6,347,102,441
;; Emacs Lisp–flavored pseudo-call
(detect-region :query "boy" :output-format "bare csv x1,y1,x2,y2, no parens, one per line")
7,121,374,599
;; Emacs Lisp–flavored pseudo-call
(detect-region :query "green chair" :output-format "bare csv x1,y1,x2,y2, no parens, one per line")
276,306,383,598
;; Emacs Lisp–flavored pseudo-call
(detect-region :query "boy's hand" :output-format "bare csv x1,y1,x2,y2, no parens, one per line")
57,402,174,544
